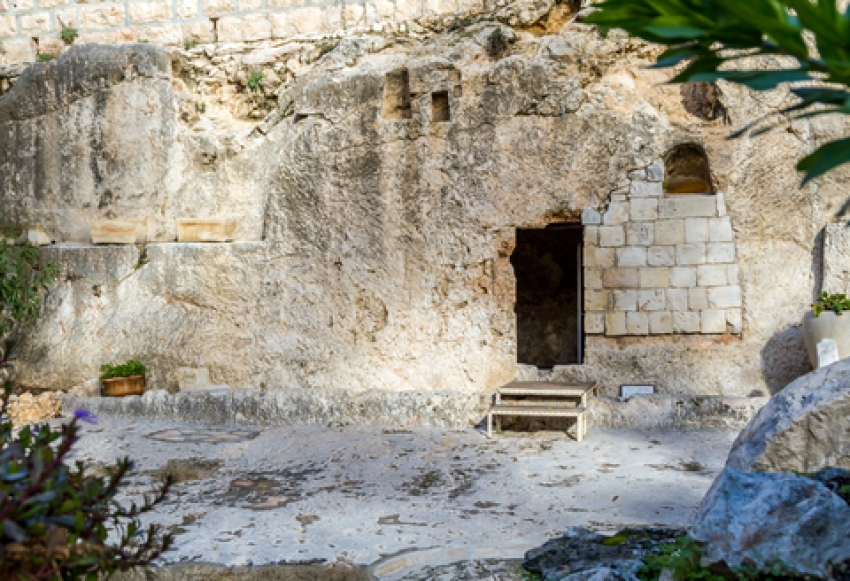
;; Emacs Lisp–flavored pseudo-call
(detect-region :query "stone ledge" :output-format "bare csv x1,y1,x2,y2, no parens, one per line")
63,388,769,431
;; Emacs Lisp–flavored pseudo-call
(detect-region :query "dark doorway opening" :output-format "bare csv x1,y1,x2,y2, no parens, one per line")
511,224,583,368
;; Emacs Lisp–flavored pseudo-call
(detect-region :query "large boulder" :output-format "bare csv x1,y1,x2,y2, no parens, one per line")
726,359,850,473
691,467,850,577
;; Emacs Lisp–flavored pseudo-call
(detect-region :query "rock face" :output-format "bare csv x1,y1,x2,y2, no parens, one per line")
726,359,850,473
691,467,850,577
1,18,848,396
523,527,682,580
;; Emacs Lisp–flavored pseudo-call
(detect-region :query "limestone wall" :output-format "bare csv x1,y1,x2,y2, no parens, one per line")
1,18,847,398
0,0,555,64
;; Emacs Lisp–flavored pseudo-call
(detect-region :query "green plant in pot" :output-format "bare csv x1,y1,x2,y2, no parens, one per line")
100,359,146,397
803,292,850,368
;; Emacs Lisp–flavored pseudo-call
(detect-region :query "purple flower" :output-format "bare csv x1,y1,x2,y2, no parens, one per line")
74,409,98,424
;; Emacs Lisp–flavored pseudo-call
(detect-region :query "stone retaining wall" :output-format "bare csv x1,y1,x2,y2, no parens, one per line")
1,0,499,64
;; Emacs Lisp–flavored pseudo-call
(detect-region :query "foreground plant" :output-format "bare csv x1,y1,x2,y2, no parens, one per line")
0,387,174,580
585,0,850,187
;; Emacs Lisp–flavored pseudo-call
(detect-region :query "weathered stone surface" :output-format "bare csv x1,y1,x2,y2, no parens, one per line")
523,527,682,580
176,218,237,242
691,467,850,577
727,360,850,473
1,24,841,396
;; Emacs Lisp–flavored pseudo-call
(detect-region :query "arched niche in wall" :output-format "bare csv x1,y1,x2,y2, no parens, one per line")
663,144,713,194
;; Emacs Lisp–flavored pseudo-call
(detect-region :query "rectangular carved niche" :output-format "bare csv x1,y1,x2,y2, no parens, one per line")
431,91,450,122
382,69,412,120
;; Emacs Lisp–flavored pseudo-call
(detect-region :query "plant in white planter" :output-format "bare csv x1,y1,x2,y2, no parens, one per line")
802,292,850,368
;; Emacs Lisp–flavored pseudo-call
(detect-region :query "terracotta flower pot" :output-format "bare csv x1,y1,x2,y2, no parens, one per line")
101,375,145,397
802,310,850,368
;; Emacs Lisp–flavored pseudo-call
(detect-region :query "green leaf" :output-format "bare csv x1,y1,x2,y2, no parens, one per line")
798,137,850,184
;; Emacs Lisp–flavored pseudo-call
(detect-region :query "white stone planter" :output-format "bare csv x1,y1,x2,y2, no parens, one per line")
802,310,850,367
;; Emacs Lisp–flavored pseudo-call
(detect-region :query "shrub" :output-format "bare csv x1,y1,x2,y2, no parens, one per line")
100,360,146,380
184,38,199,51
812,291,850,317
0,240,58,364
60,27,78,44
35,54,55,63
0,388,174,579
246,70,264,92
486,28,509,59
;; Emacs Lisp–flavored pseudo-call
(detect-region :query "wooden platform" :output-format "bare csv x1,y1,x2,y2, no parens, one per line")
487,381,596,441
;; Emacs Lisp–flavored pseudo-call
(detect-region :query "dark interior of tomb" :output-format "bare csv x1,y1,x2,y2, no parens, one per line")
511,224,583,368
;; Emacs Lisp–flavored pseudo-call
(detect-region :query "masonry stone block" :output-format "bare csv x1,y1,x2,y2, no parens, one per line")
288,7,325,34
1,39,34,63
617,246,647,267
701,309,727,333
685,218,709,243
667,288,688,311
612,289,637,311
650,311,673,334
242,14,272,41
92,220,141,244
585,289,609,311
708,285,742,309
706,242,735,263
183,20,214,42
585,312,605,334
11,0,34,10
659,195,718,219
605,312,627,336
599,226,625,247
585,268,603,289
698,265,727,287
581,208,602,225
689,287,708,310
602,267,640,288
585,247,615,268
677,243,706,265
630,198,658,221
627,311,648,335
638,289,666,311
269,0,303,8
82,6,125,27
630,180,662,197
240,0,263,9
670,266,697,288
626,222,653,246
584,225,599,246
639,267,669,288
648,246,675,267
726,309,743,334
20,13,50,35
27,225,51,246
216,17,243,41
0,14,15,37
268,13,287,37
603,201,630,226
0,0,8,11
176,0,198,19
55,8,79,29
646,162,664,181
727,264,740,284
628,169,647,180
130,1,172,24
203,0,234,15
655,220,685,245
673,311,701,334
709,217,734,242
141,24,182,44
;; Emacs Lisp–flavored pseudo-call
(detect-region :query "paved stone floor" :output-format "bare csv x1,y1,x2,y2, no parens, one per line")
67,419,738,579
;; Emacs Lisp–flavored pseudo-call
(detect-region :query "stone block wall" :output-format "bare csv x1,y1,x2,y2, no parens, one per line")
0,0,480,64
582,163,743,337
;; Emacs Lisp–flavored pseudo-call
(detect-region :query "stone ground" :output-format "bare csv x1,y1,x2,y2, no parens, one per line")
67,419,737,579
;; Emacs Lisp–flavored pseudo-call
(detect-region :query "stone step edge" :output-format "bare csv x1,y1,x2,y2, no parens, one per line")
62,389,769,431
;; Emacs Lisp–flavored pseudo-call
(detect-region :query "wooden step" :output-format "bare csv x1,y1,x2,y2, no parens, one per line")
498,381,596,397
489,404,585,416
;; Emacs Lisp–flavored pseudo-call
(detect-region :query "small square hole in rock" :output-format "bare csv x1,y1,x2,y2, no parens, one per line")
431,91,450,122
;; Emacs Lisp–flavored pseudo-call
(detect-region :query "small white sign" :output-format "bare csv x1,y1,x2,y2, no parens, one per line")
620,385,655,398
